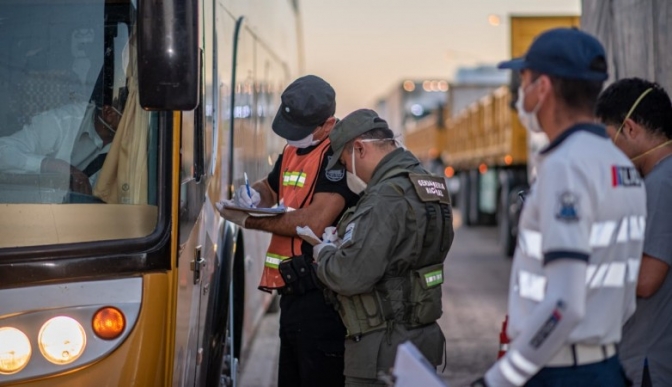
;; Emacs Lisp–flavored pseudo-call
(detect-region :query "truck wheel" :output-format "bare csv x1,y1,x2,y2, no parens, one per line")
499,187,524,257
467,170,481,226
458,172,472,226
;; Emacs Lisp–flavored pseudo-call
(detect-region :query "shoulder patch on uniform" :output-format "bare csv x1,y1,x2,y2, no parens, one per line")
325,156,345,182
611,165,642,187
409,173,450,204
343,222,355,244
555,191,580,222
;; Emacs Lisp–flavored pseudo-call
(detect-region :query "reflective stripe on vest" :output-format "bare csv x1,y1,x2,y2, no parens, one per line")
282,171,307,188
258,140,331,292
265,253,288,269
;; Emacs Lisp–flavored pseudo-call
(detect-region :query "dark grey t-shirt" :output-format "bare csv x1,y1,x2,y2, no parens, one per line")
621,155,672,387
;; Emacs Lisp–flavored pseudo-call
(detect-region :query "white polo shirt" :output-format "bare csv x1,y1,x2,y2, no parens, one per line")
508,123,647,345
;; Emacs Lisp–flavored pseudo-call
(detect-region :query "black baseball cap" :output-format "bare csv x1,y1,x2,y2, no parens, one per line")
498,28,608,81
272,75,336,141
326,109,390,170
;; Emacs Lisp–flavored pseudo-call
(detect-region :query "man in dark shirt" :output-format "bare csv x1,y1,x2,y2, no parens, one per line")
596,78,672,387
217,75,358,387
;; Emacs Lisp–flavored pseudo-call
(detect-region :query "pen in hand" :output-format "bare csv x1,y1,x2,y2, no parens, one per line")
244,172,255,208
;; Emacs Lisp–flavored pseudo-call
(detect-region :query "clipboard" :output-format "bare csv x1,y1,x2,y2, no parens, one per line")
222,203,287,217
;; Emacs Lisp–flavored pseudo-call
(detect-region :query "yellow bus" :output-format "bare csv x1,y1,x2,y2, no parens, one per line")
0,0,301,385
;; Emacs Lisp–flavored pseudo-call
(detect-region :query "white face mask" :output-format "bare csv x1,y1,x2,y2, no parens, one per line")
96,106,123,134
347,146,367,194
287,133,321,148
516,82,544,134
345,138,394,194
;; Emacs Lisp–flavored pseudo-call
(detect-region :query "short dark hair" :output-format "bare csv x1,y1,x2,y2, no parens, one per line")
531,70,604,114
595,78,672,139
344,127,395,152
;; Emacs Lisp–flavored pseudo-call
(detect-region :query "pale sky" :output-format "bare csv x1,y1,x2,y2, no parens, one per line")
302,0,581,117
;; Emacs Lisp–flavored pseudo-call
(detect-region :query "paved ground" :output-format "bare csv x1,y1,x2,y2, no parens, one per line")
238,310,280,387
239,213,512,387
437,224,512,386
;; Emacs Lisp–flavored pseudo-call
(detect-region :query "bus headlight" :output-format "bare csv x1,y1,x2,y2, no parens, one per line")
0,327,32,374
38,316,86,365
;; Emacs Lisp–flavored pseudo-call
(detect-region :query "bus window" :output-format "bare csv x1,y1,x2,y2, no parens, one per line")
0,0,160,248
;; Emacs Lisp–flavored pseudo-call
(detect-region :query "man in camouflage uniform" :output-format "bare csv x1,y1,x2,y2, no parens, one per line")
313,109,454,387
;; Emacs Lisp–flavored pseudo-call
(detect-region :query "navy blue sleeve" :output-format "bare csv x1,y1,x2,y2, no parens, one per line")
266,153,283,195
314,147,359,208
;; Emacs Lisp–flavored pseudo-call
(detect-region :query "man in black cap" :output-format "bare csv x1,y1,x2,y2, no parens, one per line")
217,75,358,387
312,108,453,387
470,28,646,387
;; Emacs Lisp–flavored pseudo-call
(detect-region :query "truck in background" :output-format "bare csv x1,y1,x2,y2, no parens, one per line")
403,68,507,205
375,79,449,138
404,15,580,256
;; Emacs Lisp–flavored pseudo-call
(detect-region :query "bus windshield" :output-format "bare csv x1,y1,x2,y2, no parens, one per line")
0,0,159,249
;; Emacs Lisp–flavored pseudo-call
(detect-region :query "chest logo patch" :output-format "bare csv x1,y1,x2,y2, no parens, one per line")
325,156,345,182
555,191,580,222
343,222,355,244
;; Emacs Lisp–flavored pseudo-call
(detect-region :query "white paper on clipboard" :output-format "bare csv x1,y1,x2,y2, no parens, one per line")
220,203,287,217
392,341,447,387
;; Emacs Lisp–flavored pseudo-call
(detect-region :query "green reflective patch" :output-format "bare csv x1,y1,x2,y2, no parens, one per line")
424,270,443,287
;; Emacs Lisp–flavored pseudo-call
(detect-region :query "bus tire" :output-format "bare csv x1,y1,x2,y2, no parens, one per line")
231,234,245,361
203,227,235,387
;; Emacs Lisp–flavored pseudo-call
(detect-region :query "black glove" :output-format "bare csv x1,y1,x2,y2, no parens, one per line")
470,377,489,387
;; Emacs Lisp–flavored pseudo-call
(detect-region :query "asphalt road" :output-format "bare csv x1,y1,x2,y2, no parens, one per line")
239,215,512,387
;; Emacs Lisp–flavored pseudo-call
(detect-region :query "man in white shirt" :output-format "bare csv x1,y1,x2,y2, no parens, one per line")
0,101,121,195
471,28,646,387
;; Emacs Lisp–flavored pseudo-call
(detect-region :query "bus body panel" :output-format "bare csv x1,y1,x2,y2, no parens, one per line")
7,274,170,386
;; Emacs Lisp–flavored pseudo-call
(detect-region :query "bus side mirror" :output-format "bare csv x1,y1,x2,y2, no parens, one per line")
137,0,200,111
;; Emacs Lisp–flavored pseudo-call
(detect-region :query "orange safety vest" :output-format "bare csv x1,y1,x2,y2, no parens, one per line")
258,139,331,292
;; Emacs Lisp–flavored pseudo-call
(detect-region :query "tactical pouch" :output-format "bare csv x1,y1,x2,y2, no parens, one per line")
337,292,386,338
409,263,444,326
277,255,318,295
278,259,299,295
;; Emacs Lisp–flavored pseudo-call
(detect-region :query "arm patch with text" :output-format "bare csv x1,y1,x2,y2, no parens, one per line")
409,174,451,204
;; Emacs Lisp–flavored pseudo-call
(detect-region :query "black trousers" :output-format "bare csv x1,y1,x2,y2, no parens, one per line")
278,289,345,387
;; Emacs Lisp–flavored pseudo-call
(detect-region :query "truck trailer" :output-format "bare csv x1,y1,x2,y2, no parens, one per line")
405,15,580,256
